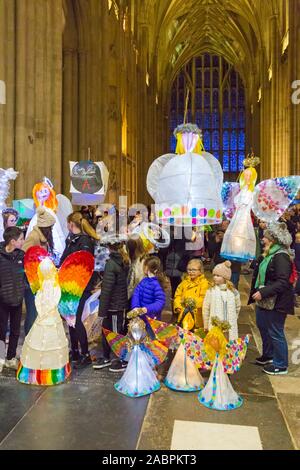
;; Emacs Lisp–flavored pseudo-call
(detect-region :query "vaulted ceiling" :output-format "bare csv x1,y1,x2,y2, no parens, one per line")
141,0,284,100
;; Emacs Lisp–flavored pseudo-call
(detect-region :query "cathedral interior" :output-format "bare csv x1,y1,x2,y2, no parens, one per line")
1,0,300,453
0,0,300,206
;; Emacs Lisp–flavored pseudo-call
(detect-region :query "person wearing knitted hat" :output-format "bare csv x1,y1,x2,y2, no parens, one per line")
249,221,294,375
22,207,56,335
203,260,241,341
23,207,56,253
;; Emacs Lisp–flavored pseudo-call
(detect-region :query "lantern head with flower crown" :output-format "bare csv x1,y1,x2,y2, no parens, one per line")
147,123,224,226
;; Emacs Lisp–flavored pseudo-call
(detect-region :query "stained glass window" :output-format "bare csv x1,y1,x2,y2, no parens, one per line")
231,131,237,150
204,130,211,150
223,131,229,150
212,130,219,150
230,152,238,172
204,90,210,107
169,55,246,175
204,112,210,128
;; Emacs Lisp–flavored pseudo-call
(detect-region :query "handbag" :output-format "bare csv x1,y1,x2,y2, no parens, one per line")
256,290,277,310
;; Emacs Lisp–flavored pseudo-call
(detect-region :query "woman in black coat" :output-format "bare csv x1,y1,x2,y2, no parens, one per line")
93,235,129,372
248,222,294,375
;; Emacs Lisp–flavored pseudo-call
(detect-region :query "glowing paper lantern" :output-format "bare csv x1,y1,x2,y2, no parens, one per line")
147,124,223,226
69,161,109,205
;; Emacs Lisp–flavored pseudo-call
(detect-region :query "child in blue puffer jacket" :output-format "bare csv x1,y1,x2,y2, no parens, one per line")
131,256,166,321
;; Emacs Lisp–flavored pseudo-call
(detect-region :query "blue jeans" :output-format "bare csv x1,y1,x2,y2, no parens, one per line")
24,286,37,336
256,306,288,368
231,272,240,289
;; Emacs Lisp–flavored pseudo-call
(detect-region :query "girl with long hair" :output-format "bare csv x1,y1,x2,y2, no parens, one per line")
126,234,147,299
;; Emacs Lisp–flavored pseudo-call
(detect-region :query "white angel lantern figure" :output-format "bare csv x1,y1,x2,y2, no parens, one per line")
221,153,300,262
103,315,168,398
147,123,223,226
17,246,94,385
165,329,205,392
221,162,258,262
144,317,204,392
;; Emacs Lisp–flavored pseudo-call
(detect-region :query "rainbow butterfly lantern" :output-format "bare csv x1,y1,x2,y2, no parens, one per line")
25,246,94,327
146,317,249,409
103,316,168,398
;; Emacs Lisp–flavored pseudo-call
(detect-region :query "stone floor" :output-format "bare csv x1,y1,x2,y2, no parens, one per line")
0,275,299,450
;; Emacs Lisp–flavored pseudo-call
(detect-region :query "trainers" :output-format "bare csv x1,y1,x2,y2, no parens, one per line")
263,364,288,375
73,354,92,369
109,360,127,372
255,355,273,366
0,360,4,373
92,358,112,370
5,358,19,370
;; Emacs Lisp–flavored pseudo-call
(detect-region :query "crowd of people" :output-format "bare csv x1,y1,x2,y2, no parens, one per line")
0,202,299,378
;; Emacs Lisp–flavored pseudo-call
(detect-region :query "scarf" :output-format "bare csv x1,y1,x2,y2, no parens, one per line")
255,243,282,288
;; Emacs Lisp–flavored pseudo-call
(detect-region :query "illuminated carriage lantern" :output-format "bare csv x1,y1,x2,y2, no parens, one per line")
147,123,223,226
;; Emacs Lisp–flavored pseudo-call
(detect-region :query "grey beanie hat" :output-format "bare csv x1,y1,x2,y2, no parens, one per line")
264,222,292,248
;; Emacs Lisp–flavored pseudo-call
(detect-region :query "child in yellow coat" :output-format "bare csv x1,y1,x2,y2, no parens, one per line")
173,259,209,329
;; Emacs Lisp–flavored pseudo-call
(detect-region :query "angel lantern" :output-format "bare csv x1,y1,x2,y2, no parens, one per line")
221,153,300,262
144,317,205,392
103,315,168,398
183,318,249,410
147,123,223,226
26,177,73,261
17,246,94,386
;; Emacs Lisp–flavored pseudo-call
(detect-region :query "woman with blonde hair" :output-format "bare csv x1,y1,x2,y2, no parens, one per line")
60,211,99,368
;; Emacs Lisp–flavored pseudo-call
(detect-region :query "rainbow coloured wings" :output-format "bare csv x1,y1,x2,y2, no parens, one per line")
102,328,168,366
131,317,249,375
58,251,94,326
24,247,94,327
181,327,250,375
145,317,179,348
24,247,50,294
